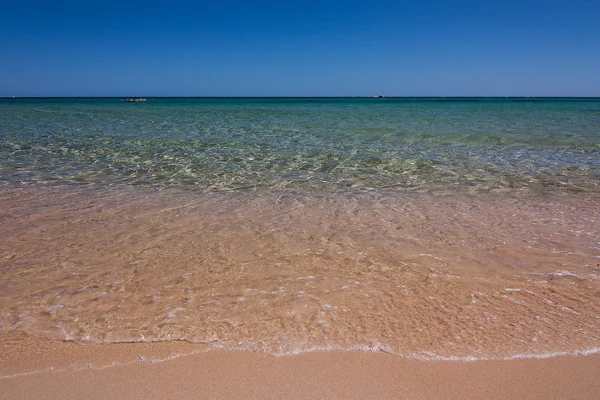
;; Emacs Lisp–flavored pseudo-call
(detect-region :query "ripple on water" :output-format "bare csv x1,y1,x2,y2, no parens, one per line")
0,187,599,360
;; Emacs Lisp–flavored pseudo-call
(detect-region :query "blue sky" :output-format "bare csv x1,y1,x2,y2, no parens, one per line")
1,0,599,96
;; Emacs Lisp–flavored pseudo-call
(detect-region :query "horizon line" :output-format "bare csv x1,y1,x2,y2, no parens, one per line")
2,96,600,99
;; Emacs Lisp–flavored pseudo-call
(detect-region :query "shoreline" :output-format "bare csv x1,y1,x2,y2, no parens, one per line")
1,332,599,400
2,185,599,398
1,186,599,360
2,96,599,399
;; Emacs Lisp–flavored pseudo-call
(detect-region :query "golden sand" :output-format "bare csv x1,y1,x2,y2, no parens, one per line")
1,186,598,360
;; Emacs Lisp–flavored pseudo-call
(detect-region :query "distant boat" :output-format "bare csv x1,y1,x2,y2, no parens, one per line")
377,94,387,98
124,98,147,102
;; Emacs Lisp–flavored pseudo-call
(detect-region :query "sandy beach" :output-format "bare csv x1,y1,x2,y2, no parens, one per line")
1,186,599,399
2,97,600,399
1,332,599,400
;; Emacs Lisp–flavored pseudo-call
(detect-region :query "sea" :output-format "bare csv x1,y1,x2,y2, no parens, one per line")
0,97,599,363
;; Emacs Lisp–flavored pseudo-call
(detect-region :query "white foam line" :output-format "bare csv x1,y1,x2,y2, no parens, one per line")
207,342,600,362
2,344,599,380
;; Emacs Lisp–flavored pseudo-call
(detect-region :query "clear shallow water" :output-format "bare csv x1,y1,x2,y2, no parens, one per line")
1,97,599,195
0,187,599,360
1,98,599,362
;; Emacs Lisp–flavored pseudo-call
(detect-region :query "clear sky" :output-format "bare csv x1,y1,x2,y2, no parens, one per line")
1,0,599,96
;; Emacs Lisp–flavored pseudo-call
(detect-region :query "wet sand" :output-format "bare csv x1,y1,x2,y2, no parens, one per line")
1,332,599,400
1,186,599,359
1,186,599,398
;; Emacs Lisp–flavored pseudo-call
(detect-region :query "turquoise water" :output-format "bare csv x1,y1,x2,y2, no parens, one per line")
1,97,599,195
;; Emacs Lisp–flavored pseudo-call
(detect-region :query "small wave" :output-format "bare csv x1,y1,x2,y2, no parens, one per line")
3,339,599,380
